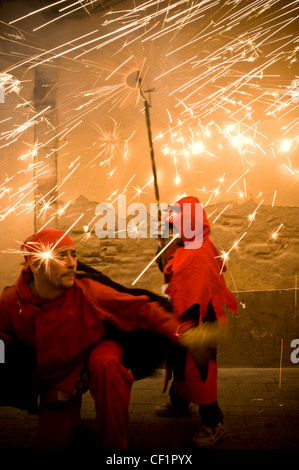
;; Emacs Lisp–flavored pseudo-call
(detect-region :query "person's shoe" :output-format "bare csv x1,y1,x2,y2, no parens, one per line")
156,402,191,417
192,423,228,448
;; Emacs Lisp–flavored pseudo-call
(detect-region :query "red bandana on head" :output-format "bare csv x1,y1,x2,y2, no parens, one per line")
21,229,75,263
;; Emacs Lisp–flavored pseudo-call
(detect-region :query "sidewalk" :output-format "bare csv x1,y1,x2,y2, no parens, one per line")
0,368,298,450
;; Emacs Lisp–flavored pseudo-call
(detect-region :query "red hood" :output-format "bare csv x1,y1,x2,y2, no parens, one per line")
167,196,210,246
163,196,237,321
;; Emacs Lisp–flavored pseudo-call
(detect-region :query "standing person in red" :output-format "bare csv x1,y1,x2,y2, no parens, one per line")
156,196,238,448
0,228,212,449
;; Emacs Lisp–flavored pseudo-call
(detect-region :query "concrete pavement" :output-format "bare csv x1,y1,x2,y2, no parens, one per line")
0,368,298,451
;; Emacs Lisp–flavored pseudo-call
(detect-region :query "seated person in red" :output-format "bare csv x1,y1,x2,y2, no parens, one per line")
0,228,215,449
156,196,238,448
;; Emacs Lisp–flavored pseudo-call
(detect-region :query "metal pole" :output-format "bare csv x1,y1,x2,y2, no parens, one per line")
142,94,160,206
126,71,163,240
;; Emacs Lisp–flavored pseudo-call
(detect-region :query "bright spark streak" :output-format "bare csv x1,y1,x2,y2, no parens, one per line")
154,56,197,81
105,55,134,81
279,139,292,152
281,163,295,175
51,213,85,251
218,231,247,274
74,22,148,60
0,106,51,143
0,184,38,221
9,0,68,24
248,199,264,227
226,169,250,193
127,220,146,239
271,223,284,239
212,204,230,224
32,0,99,31
132,233,180,286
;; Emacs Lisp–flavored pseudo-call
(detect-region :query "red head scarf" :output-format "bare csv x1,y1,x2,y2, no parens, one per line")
21,229,74,263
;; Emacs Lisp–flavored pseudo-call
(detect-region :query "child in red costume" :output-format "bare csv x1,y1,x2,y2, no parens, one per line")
156,196,238,448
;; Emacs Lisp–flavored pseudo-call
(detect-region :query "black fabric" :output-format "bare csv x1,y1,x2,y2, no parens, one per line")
169,380,189,409
107,326,172,380
169,386,224,427
199,401,224,427
164,303,218,390
77,260,172,310
76,260,173,380
0,342,39,414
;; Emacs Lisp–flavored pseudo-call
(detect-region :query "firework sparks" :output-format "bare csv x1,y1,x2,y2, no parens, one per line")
132,233,180,285
0,0,297,287
271,223,284,240
218,231,248,274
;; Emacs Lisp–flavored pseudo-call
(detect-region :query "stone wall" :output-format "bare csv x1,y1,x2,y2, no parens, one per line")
54,195,299,368
58,195,299,293
218,290,299,368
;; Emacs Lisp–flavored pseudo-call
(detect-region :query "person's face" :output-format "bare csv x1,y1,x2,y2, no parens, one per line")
33,245,77,291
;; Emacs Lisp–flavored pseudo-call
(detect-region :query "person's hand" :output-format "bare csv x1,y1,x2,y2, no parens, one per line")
161,283,170,299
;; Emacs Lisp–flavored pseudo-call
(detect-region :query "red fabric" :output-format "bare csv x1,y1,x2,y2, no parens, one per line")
88,339,133,449
21,229,74,262
164,196,238,326
37,340,133,449
167,196,210,245
0,267,181,395
174,356,218,405
163,196,238,405
37,394,82,448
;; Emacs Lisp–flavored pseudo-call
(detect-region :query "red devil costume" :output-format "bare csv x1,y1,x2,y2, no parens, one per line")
0,229,191,449
158,196,237,429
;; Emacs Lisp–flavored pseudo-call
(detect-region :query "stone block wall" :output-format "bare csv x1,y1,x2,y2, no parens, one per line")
53,195,299,368
58,195,299,294
218,290,299,368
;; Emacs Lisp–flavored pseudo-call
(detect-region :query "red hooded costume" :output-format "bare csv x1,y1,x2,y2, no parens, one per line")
162,196,238,405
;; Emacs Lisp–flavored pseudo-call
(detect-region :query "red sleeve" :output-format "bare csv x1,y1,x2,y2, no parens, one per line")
85,279,182,343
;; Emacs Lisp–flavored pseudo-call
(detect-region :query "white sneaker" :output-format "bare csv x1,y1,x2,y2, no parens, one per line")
192,423,228,448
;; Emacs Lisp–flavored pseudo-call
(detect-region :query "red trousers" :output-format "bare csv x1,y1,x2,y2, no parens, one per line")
36,339,134,449
175,355,218,405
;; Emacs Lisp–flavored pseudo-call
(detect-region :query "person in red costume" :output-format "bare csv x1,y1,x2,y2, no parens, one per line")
156,196,238,448
0,228,215,449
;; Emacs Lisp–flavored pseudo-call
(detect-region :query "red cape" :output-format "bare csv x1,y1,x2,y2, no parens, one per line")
164,196,238,327
163,197,238,404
